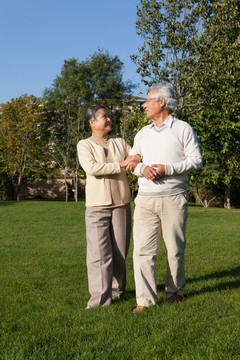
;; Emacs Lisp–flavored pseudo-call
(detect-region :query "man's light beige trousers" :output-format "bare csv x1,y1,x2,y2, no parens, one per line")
133,194,188,307
85,204,131,308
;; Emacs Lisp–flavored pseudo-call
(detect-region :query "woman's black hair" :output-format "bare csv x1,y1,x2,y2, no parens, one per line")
84,104,106,131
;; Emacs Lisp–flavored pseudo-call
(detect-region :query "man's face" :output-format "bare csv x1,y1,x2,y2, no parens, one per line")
143,89,162,119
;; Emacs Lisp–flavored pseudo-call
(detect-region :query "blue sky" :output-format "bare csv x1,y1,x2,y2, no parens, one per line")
0,0,148,104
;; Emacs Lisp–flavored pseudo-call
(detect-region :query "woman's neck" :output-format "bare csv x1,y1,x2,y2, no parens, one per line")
91,130,110,138
91,132,109,139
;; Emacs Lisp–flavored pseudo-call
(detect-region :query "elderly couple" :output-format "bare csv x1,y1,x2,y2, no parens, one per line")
77,83,202,313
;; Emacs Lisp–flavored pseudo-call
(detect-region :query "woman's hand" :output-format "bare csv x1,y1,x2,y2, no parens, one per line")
120,154,142,169
126,161,140,172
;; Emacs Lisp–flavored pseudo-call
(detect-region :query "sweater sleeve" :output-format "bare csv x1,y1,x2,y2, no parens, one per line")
77,140,121,176
165,126,203,176
119,138,132,158
129,131,145,177
124,140,132,157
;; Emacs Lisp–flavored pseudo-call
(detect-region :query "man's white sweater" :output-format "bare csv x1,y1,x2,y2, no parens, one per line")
130,116,202,197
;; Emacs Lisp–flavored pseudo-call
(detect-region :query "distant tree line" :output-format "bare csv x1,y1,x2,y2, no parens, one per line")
0,50,137,201
0,0,239,207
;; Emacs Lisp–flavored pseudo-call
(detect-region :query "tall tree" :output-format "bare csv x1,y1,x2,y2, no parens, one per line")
132,0,240,207
0,95,48,201
43,50,135,201
189,0,240,208
43,58,91,201
131,0,212,116
87,50,135,111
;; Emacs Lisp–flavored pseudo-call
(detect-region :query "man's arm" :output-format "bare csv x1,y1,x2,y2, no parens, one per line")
128,131,148,176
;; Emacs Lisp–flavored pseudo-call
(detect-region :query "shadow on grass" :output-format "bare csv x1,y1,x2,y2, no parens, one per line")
153,267,239,301
0,201,17,206
187,266,240,284
186,279,240,298
96,267,240,305
112,289,167,306
118,290,136,301
185,266,240,298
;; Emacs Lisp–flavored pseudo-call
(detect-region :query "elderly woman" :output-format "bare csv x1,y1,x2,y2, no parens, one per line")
77,104,140,308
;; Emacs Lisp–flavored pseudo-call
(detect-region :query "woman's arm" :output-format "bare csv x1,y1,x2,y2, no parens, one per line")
77,140,121,176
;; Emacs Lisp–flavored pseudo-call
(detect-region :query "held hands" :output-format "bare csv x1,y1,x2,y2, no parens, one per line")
120,156,165,179
126,161,140,172
143,164,165,180
120,154,142,171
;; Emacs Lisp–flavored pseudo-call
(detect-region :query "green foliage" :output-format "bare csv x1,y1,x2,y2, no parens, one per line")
85,49,135,109
131,0,210,114
42,58,90,172
0,173,15,200
188,0,240,207
0,50,138,202
41,50,137,201
0,201,239,359
117,101,151,196
118,101,148,146
132,0,240,207
42,50,136,173
0,96,49,200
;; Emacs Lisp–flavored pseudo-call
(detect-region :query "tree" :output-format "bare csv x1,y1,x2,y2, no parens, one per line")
43,50,136,201
189,0,240,208
132,0,240,207
87,50,134,103
0,95,48,201
131,0,213,116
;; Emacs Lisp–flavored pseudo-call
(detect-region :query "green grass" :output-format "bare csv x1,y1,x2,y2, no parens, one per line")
0,200,239,360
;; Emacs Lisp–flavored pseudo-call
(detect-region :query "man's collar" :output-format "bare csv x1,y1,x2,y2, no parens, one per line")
150,114,174,129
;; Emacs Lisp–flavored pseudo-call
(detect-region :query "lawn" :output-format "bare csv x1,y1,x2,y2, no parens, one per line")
0,200,239,360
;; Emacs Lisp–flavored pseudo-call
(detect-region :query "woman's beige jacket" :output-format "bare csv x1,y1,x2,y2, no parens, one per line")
77,136,131,207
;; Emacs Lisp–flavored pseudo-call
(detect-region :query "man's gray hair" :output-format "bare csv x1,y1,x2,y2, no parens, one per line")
152,83,177,113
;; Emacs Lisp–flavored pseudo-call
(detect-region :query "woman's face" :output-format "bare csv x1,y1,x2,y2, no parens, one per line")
91,108,112,135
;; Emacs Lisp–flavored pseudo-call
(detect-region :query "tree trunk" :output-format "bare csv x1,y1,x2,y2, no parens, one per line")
224,185,231,209
16,173,23,201
64,167,68,202
74,172,78,202
74,155,79,202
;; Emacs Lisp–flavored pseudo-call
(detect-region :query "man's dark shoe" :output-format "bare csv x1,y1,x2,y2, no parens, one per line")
168,293,183,304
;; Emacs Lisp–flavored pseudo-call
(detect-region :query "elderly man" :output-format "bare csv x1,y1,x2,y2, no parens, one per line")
127,83,202,313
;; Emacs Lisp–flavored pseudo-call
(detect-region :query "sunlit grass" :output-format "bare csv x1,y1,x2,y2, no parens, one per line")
0,201,239,359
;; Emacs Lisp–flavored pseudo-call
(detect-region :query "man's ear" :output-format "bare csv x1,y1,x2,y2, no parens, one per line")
160,98,166,107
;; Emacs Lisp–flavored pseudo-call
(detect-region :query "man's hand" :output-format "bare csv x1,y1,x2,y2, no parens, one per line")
143,166,158,180
142,164,165,180
151,164,165,178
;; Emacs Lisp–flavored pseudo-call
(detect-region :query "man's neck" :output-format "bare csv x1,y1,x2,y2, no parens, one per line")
152,110,170,127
